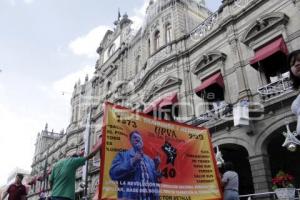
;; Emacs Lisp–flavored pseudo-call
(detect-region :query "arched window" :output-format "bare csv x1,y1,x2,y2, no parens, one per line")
107,81,111,92
135,55,140,75
75,105,79,122
72,108,75,122
154,31,160,51
165,23,172,44
148,39,151,56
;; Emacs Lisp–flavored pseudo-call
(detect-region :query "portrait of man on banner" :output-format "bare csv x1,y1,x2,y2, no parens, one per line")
99,102,222,200
109,130,161,200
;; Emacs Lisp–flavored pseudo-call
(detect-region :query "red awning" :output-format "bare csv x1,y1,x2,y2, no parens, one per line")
194,72,224,94
143,99,163,114
250,36,288,66
159,93,178,108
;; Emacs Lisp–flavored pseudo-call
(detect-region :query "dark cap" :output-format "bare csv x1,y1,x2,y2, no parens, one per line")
16,173,24,180
71,153,79,158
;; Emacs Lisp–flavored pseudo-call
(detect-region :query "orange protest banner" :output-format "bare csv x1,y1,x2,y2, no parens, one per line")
99,102,222,200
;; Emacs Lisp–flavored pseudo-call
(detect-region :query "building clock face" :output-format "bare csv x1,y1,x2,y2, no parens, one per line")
122,27,132,41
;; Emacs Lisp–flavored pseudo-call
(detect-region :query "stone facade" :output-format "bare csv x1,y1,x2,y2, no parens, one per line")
29,0,300,198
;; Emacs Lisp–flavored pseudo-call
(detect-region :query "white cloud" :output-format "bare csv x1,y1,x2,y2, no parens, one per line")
0,83,4,92
69,25,111,58
0,65,95,185
68,0,151,59
53,65,94,97
130,15,144,32
6,0,36,6
24,0,34,4
0,104,39,186
134,0,149,17
131,0,149,31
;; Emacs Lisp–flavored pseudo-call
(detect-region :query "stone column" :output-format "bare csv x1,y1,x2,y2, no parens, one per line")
248,154,272,193
226,24,251,100
181,55,196,119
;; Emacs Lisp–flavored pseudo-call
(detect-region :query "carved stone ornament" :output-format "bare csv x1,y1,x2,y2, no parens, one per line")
100,30,114,49
193,51,227,75
241,12,289,46
144,76,182,102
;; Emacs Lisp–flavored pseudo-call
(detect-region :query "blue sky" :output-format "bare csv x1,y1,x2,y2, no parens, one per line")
0,0,221,186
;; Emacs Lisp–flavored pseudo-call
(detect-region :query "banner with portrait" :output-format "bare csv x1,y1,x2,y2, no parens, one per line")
99,102,223,200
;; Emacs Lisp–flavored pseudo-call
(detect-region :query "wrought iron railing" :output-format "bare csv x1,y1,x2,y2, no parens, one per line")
239,188,300,200
257,76,293,101
187,103,233,125
190,11,219,42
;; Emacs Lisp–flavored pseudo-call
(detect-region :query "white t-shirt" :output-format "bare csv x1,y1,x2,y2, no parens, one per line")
291,94,300,135
222,171,239,191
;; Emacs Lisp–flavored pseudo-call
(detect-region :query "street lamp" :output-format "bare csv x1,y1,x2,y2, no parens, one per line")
282,124,300,152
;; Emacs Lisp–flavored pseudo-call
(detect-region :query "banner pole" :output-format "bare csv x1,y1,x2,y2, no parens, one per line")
83,107,92,199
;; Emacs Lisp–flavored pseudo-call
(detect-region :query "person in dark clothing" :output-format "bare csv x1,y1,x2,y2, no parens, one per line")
2,173,27,200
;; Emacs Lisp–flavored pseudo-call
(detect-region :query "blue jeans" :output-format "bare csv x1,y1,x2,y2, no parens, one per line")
224,189,239,200
51,197,72,200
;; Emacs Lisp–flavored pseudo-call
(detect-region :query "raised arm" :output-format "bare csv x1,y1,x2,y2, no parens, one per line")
84,138,102,160
49,170,53,190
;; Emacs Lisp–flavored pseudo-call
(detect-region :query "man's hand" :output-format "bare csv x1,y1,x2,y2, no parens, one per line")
85,138,102,160
131,152,142,166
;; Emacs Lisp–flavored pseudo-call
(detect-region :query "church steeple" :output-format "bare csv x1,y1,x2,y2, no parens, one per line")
118,8,121,21
114,8,121,26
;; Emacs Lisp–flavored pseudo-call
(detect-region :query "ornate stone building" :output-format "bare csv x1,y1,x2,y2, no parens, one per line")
28,0,300,199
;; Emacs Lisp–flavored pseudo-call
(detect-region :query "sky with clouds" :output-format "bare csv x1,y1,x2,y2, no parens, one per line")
0,0,221,186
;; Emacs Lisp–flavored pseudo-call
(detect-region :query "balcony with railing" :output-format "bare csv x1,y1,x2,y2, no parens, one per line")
257,76,294,102
239,188,300,200
186,103,233,126
189,0,256,46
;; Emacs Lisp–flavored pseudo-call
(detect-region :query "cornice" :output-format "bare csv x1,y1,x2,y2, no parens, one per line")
188,0,267,54
193,51,227,75
127,54,179,96
67,127,85,138
144,76,182,102
92,110,104,122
